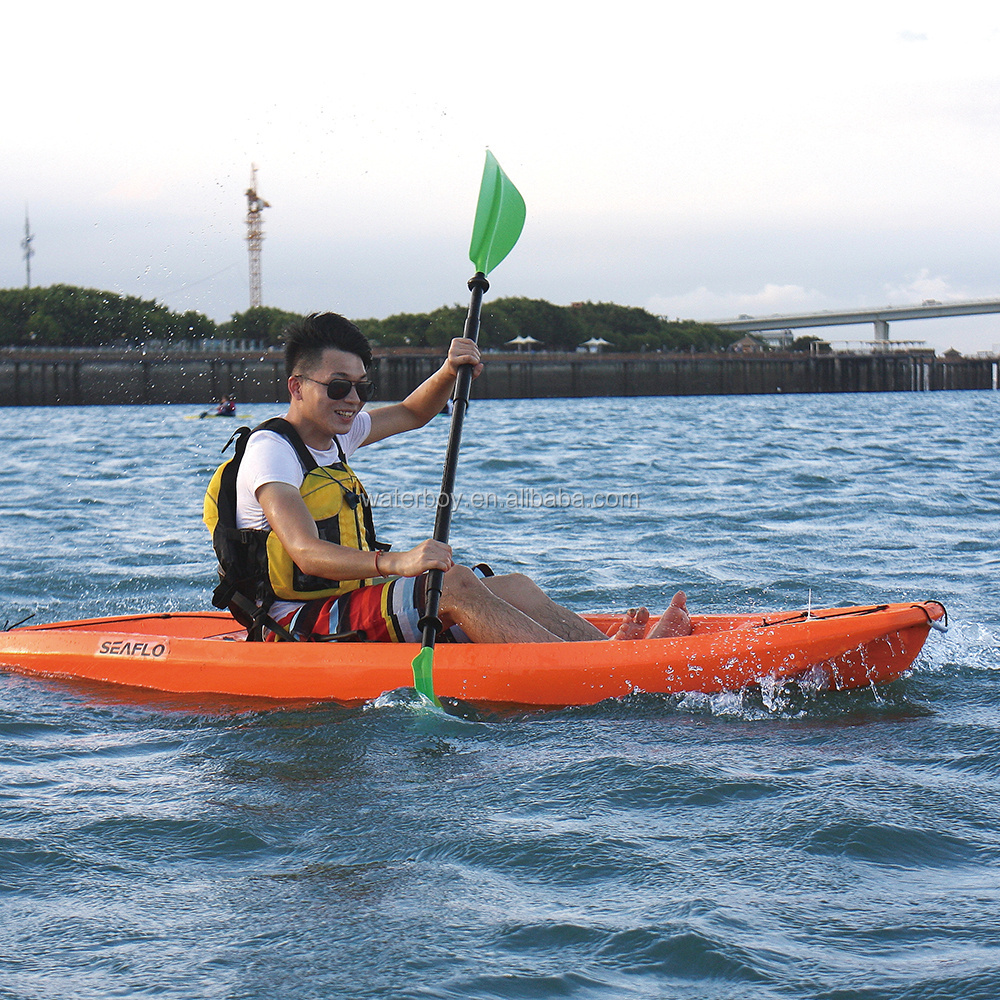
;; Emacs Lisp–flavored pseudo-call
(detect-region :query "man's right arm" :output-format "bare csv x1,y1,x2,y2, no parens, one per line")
257,482,455,582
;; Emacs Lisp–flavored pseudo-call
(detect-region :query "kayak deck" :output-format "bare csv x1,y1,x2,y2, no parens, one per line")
0,602,945,708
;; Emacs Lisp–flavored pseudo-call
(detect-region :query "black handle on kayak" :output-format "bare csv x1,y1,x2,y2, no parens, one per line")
418,271,489,648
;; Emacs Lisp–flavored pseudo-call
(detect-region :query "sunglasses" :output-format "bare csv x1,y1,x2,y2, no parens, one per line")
296,375,377,402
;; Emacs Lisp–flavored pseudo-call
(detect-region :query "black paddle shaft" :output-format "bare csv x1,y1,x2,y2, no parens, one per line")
418,271,490,647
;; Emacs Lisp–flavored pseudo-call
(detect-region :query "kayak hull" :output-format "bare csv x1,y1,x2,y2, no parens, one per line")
0,602,945,708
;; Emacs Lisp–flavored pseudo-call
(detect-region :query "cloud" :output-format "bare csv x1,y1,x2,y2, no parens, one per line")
646,284,831,322
882,269,971,305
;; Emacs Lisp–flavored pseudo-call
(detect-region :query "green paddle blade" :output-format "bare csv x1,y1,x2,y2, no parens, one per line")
469,150,526,275
411,646,442,707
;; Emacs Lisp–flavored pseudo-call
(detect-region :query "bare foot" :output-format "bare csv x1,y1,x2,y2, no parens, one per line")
610,606,650,640
647,591,692,639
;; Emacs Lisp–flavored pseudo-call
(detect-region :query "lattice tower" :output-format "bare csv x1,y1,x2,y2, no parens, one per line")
21,209,35,289
244,165,270,308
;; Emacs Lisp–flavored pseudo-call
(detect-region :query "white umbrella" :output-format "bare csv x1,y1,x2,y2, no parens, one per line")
505,335,542,351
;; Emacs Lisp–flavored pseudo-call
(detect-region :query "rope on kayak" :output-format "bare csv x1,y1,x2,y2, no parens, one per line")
23,612,229,632
757,605,890,629
757,601,947,632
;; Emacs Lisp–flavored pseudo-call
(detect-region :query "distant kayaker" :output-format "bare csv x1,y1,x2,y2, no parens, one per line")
216,395,236,416
205,312,690,643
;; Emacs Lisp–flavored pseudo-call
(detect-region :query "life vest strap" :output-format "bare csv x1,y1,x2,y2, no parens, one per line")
211,578,297,642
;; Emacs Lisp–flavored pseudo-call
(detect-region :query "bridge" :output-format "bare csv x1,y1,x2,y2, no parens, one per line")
709,298,1000,348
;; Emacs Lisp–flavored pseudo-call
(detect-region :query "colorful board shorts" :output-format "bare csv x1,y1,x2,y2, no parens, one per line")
266,569,491,643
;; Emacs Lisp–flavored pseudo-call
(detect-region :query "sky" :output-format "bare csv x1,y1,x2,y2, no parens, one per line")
4,0,1000,355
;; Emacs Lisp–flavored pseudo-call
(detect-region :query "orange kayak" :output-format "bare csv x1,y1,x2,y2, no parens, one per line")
0,601,945,708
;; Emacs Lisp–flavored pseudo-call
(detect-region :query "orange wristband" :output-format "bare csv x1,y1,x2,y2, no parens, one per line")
374,550,383,577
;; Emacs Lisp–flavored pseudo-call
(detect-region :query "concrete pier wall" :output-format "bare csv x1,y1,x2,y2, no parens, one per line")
0,349,994,405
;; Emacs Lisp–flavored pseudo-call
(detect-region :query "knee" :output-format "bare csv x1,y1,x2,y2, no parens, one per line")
486,573,539,594
485,571,543,602
440,564,486,605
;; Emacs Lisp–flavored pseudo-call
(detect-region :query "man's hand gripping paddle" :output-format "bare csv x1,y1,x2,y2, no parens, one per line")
411,151,526,706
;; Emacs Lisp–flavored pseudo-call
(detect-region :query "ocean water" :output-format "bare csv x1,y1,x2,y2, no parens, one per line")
1,391,999,1000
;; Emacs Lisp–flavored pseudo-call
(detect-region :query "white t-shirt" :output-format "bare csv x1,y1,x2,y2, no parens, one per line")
236,410,372,531
235,411,373,620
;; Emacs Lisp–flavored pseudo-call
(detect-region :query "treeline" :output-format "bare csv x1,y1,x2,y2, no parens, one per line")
0,284,742,353
0,285,216,346
355,298,737,353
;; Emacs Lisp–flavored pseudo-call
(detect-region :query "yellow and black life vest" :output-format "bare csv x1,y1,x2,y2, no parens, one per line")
203,418,387,625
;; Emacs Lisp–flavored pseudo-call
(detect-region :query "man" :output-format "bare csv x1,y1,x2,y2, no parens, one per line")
221,312,689,644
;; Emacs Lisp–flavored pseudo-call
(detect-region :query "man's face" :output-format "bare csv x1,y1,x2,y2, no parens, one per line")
291,348,369,439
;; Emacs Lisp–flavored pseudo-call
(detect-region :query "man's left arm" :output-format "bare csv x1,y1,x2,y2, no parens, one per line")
363,337,482,444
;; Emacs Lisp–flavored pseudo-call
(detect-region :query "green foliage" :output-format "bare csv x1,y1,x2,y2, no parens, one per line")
357,311,433,347
178,310,217,341
0,285,218,347
425,305,471,347
357,298,738,353
0,285,740,353
790,335,832,353
358,305,468,348
480,298,578,349
569,301,661,342
220,306,303,345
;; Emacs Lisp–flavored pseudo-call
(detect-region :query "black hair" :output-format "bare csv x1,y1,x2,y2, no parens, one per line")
282,312,373,377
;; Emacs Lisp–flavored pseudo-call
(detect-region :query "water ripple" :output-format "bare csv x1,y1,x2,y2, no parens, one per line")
0,395,999,998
